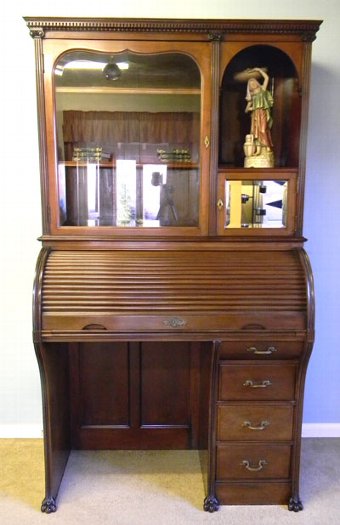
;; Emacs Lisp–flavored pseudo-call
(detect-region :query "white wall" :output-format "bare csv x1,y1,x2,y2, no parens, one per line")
1,0,339,436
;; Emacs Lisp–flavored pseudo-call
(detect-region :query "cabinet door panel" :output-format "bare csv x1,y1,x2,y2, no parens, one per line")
77,342,129,426
141,342,191,426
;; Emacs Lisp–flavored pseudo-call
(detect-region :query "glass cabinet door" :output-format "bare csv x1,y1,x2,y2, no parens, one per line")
53,46,209,233
217,170,297,235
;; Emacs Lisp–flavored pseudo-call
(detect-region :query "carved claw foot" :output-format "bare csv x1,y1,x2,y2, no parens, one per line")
41,496,57,513
288,496,303,512
203,495,219,513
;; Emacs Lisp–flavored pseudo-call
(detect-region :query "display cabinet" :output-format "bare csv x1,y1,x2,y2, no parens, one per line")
25,17,321,513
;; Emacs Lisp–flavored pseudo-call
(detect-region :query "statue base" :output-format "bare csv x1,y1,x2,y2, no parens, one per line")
244,149,274,168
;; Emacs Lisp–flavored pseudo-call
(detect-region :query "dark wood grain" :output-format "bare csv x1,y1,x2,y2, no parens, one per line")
216,443,291,479
217,404,294,441
27,17,320,512
218,362,297,401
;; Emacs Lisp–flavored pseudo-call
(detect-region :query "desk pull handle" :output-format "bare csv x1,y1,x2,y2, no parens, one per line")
247,346,277,355
243,420,270,431
82,324,107,331
243,379,272,388
241,459,267,472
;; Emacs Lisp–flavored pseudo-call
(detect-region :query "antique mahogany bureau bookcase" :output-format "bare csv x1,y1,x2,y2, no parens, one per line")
25,17,321,513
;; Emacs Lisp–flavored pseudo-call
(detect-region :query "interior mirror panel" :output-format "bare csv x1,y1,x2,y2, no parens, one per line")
225,180,288,229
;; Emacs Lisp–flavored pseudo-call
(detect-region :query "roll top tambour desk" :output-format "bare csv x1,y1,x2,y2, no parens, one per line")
25,17,321,513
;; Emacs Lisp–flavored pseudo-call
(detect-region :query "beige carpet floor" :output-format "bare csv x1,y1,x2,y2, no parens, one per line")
1,438,339,525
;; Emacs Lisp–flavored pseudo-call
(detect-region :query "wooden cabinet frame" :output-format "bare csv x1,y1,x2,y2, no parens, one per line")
26,17,321,514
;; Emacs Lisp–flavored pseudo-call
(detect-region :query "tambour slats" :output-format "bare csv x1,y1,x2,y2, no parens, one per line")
41,250,307,315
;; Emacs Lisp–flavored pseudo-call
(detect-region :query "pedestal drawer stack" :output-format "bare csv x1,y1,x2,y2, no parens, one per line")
215,341,304,505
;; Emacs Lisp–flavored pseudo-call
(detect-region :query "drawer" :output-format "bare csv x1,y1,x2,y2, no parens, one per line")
216,443,291,480
216,481,291,505
218,362,297,401
217,404,294,441
219,340,304,360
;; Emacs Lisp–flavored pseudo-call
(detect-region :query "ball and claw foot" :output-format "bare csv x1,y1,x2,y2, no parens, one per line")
41,496,57,513
203,495,220,513
288,497,303,512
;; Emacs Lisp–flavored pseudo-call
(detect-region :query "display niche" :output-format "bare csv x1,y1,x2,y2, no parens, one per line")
219,45,300,169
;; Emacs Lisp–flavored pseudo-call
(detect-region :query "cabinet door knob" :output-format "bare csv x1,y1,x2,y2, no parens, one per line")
204,135,210,148
241,459,267,472
242,420,270,431
217,199,224,210
247,345,277,355
243,379,272,388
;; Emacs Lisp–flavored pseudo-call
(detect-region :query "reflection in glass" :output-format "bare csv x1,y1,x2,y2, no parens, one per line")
143,165,168,226
87,164,100,226
54,50,201,228
225,180,287,228
116,160,136,226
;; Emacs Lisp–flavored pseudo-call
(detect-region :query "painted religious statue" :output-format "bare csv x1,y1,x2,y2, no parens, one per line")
242,67,274,168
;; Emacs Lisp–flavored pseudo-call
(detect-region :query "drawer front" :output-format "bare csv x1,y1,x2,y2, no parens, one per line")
219,363,296,401
219,340,304,360
216,443,291,480
216,481,291,505
217,404,294,441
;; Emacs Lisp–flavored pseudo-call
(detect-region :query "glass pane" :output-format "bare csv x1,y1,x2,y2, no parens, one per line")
225,180,288,228
54,50,201,227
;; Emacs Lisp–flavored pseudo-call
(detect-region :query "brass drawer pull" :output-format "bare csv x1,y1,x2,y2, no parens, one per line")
243,379,272,388
243,420,270,431
247,346,277,355
241,459,267,472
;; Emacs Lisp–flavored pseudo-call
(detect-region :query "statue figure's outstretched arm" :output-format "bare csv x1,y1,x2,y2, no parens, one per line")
253,67,269,90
